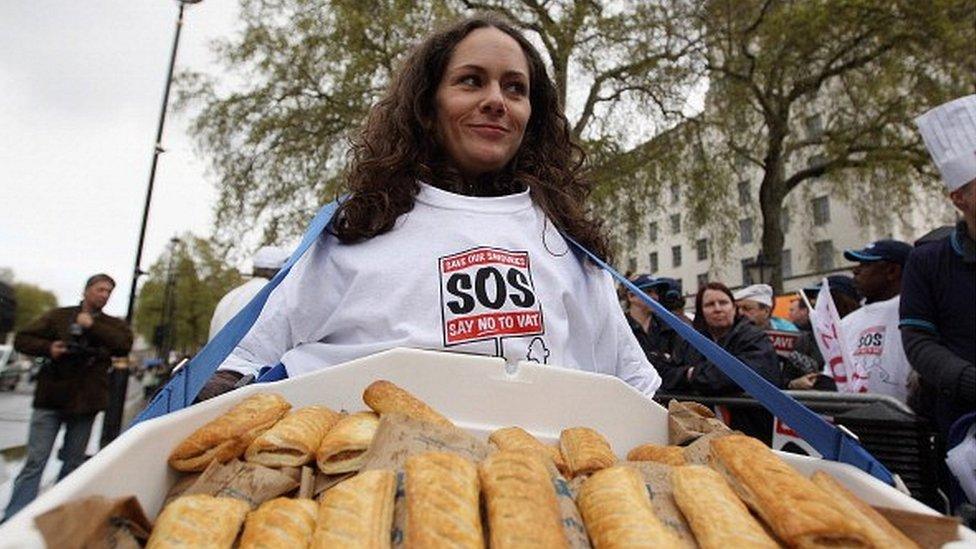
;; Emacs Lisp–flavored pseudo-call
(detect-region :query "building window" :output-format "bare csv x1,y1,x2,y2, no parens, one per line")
781,249,793,278
815,240,834,271
672,245,682,268
670,213,681,234
649,252,659,273
739,218,754,244
737,180,751,206
805,114,824,139
627,257,637,273
627,224,637,245
696,238,708,261
741,258,754,285
697,272,709,289
670,183,680,204
812,196,830,226
781,207,791,235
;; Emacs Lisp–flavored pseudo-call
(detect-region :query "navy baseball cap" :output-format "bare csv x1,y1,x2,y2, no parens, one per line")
803,275,861,302
631,274,670,293
843,239,912,267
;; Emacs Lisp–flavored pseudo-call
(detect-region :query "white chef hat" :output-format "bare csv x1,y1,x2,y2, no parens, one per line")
914,94,976,192
253,246,290,270
733,284,774,307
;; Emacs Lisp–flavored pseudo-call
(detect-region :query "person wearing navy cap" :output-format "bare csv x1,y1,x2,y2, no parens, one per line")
625,275,686,372
802,275,862,318
837,239,914,403
901,96,976,506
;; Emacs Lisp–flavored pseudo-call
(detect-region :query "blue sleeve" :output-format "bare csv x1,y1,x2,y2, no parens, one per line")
899,246,938,332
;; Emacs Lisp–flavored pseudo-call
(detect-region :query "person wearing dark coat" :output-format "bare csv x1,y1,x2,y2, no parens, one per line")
661,282,782,444
3,274,132,522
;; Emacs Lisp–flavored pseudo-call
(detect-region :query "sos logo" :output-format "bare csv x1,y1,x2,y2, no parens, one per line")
438,247,544,346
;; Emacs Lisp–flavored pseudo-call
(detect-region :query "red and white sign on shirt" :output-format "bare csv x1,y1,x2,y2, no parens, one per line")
439,246,544,347
811,278,860,392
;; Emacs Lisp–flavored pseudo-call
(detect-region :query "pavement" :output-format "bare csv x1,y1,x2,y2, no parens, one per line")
0,373,147,516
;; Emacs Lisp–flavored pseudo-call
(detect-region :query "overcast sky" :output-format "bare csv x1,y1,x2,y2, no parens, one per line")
0,1,239,317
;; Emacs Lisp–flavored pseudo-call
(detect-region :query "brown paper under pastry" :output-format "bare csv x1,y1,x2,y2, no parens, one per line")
681,430,739,465
35,495,153,549
362,380,452,427
239,497,318,549
359,413,489,472
312,469,396,549
169,393,291,472
577,466,684,549
245,405,340,468
479,451,568,549
810,471,919,549
147,494,250,549
405,452,483,548
560,427,616,477
489,426,569,475
621,461,698,548
873,507,960,548
316,411,380,474
710,435,869,548
180,459,299,509
626,443,687,466
668,400,730,445
672,465,778,548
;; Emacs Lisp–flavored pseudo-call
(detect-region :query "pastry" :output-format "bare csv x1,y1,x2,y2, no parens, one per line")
169,393,291,472
577,466,683,549
405,452,484,548
312,469,396,549
671,465,778,548
811,471,919,549
710,435,869,548
559,427,616,477
489,426,568,475
147,494,250,548
479,451,568,548
239,497,318,549
362,380,452,427
245,406,340,468
626,443,687,466
315,412,380,474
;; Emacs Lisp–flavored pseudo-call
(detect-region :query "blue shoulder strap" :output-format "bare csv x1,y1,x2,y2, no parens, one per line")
130,200,341,427
563,235,895,485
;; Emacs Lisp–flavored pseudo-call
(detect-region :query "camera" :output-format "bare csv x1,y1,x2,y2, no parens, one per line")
64,322,92,357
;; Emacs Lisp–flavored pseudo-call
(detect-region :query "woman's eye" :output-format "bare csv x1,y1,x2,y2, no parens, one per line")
505,81,528,95
459,75,480,87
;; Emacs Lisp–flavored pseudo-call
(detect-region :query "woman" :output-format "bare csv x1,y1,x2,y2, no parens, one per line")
661,282,782,443
198,15,660,400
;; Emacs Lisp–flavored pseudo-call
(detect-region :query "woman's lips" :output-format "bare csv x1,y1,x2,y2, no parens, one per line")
468,124,509,139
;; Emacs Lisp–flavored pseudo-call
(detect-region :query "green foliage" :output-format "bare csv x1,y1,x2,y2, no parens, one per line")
13,282,58,331
133,236,245,355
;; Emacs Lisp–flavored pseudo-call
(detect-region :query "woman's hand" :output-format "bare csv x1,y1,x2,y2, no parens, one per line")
788,373,818,390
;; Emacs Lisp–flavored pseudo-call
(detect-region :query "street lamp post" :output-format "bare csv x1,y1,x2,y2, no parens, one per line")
101,0,203,448
746,252,773,285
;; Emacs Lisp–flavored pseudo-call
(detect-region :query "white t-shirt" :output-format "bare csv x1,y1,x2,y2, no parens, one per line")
839,295,911,403
209,278,269,341
218,183,661,396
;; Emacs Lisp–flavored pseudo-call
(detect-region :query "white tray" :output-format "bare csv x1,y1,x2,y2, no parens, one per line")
1,348,973,547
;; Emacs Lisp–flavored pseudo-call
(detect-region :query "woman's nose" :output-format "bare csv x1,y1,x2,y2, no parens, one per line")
480,82,506,115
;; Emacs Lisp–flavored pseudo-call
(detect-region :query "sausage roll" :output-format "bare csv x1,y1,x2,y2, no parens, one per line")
489,426,568,475
559,427,616,477
147,494,250,548
362,380,452,427
315,411,379,474
671,465,778,549
577,466,683,549
312,469,396,549
711,435,869,548
626,443,687,466
811,471,919,549
479,451,568,549
245,406,340,468
405,452,484,548
169,393,291,472
239,497,318,549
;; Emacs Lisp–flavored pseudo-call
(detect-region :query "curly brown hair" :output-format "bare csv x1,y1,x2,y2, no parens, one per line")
332,14,611,261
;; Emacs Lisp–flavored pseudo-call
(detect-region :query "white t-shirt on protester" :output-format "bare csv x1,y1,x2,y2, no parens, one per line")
839,295,912,403
218,183,662,397
209,278,269,341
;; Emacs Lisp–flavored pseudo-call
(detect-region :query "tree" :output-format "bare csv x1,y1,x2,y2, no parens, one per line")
178,0,703,250
669,0,976,291
134,235,245,356
13,282,58,331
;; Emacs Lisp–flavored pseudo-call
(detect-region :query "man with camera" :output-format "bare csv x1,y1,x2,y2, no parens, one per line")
2,274,132,521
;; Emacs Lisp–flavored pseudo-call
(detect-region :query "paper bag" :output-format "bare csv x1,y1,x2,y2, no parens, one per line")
180,458,298,509
34,495,152,549
668,399,730,446
625,461,699,548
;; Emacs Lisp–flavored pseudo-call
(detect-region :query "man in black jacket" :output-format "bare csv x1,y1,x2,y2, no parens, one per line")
3,274,132,521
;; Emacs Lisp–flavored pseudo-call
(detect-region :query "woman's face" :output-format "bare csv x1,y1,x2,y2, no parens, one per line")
434,27,531,179
701,289,735,331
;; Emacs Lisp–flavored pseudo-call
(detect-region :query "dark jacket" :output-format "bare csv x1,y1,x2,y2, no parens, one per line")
661,316,783,443
627,313,686,374
14,305,133,415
